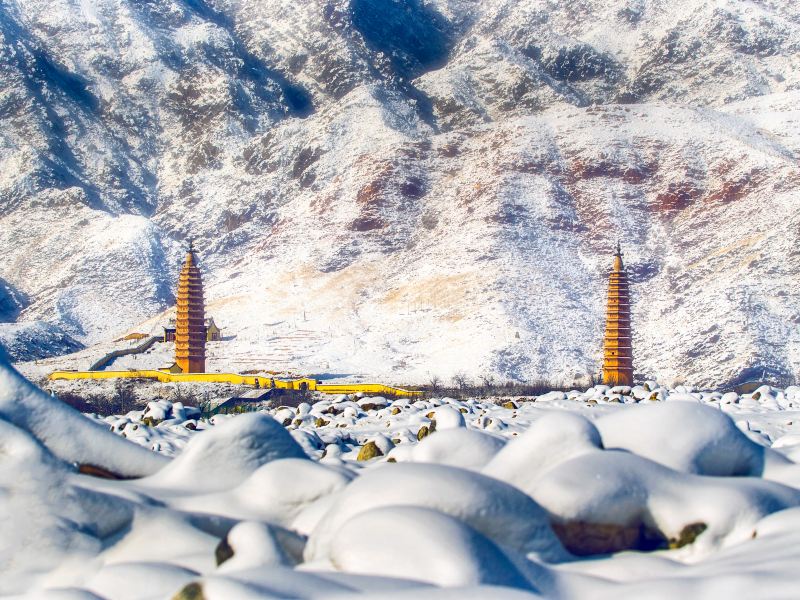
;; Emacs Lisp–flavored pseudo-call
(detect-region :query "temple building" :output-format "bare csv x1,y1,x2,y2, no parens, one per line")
174,241,206,373
205,317,222,341
163,317,222,342
601,243,634,386
162,321,176,343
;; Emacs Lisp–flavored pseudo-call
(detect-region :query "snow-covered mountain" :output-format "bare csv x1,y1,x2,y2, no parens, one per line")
1,0,799,386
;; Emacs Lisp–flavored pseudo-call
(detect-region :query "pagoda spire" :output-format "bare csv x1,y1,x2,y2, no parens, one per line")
175,240,206,373
602,242,634,386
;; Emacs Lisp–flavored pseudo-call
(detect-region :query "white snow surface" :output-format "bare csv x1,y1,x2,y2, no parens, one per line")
0,359,167,477
4,358,800,598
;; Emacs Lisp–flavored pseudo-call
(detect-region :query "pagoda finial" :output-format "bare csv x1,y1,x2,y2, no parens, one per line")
612,241,624,272
188,237,194,253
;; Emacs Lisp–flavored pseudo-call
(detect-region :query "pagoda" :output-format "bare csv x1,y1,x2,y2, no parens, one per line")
601,243,634,386
175,240,206,373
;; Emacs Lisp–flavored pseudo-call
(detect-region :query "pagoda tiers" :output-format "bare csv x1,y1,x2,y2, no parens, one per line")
602,243,634,386
175,241,206,373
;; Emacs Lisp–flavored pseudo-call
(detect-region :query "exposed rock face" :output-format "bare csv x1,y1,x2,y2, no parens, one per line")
0,321,83,362
357,440,383,461
0,279,26,323
550,519,708,555
1,0,799,386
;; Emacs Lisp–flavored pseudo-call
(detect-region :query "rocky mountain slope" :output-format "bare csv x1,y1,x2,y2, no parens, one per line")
1,0,799,386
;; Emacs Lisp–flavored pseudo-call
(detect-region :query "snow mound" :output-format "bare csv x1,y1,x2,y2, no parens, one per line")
143,413,307,491
96,505,220,572
0,359,166,478
0,419,136,594
330,506,536,590
175,566,375,599
354,589,542,600
217,521,292,572
596,402,765,476
173,458,354,524
305,462,566,562
753,506,800,540
85,562,198,600
429,406,466,429
25,590,106,600
483,411,602,496
534,449,800,555
411,428,506,470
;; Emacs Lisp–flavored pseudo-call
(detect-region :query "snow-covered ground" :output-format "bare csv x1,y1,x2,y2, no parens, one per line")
3,356,800,599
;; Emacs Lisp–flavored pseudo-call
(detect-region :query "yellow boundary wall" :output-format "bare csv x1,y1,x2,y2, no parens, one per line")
48,370,422,397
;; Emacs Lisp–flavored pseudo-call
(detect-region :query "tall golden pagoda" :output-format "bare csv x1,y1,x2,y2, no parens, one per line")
602,243,634,386
175,241,206,373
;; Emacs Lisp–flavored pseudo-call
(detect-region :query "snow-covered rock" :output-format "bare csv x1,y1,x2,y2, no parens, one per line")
595,402,765,476
305,462,566,562
329,506,536,590
0,358,167,477
534,449,800,555
217,521,292,572
142,413,307,491
0,418,138,593
411,428,506,470
85,563,199,600
429,405,466,430
483,411,602,495
171,458,354,525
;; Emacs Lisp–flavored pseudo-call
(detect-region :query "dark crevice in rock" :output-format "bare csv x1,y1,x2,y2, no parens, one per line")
350,0,455,80
179,0,314,118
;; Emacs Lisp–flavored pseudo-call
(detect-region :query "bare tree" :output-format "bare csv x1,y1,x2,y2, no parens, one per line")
55,391,92,413
171,384,199,406
428,374,441,393
452,371,469,391
171,384,189,404
86,380,137,416
113,379,136,414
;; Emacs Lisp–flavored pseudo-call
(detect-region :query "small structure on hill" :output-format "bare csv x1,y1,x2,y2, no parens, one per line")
116,332,149,342
602,243,634,386
159,362,184,374
174,241,206,373
163,320,176,342
205,317,222,341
